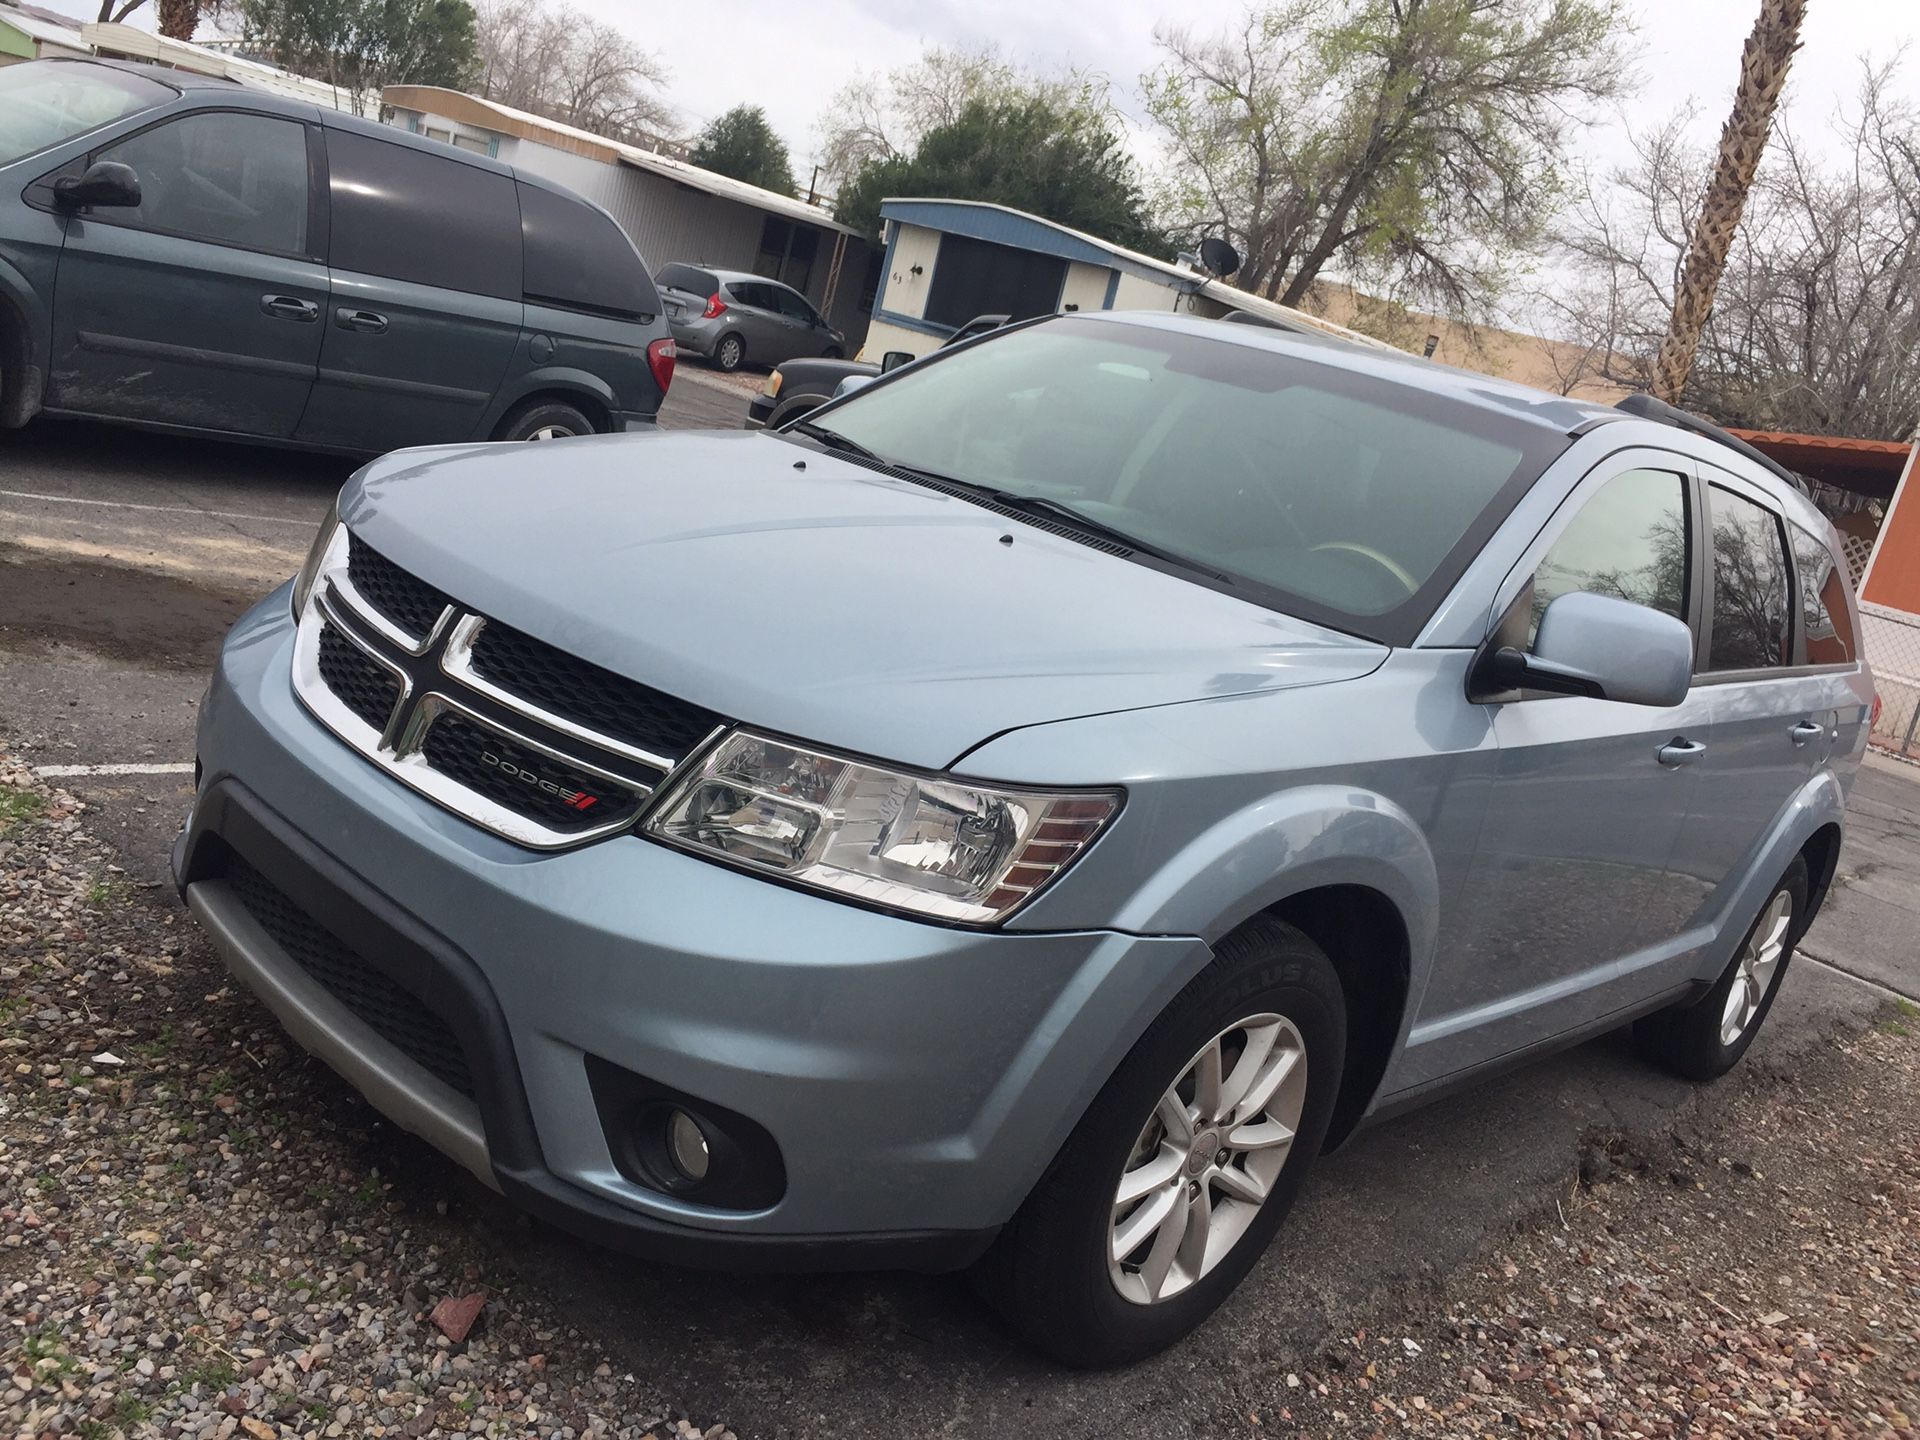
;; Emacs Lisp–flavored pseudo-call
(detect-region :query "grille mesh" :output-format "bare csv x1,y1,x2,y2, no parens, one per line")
468,621,721,761
348,534,451,639
421,711,642,832
316,624,401,733
223,855,475,1100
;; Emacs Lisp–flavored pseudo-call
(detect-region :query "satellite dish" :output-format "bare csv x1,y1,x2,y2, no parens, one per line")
1199,236,1241,278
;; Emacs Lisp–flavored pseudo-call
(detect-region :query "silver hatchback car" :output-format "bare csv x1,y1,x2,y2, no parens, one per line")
656,262,845,373
176,313,1872,1367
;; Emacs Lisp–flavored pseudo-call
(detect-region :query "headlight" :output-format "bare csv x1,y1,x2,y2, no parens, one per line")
763,370,783,399
644,731,1120,925
290,495,341,619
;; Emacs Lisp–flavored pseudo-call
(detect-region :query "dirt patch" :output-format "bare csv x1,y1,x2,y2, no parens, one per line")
0,543,261,671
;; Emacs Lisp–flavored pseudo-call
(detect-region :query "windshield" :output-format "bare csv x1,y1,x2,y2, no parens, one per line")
0,63,172,166
814,317,1568,640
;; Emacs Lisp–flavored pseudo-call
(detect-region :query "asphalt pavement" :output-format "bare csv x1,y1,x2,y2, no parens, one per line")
1,372,1915,1434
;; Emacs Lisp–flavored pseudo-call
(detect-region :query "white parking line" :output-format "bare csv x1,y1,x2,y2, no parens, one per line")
0,488,317,527
35,762,196,778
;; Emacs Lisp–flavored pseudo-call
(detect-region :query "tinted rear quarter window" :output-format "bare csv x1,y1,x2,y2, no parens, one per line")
1789,522,1858,664
1706,484,1792,671
325,129,519,298
656,264,718,298
517,181,660,319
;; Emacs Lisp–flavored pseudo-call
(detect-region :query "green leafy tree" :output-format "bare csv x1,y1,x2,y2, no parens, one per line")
833,96,1164,255
689,106,797,195
228,0,478,106
1145,0,1632,317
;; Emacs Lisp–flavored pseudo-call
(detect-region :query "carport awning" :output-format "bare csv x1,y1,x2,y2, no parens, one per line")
1727,428,1915,501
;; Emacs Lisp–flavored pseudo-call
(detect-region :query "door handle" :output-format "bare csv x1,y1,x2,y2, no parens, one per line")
335,308,388,334
1789,719,1826,747
1657,737,1707,767
260,294,318,322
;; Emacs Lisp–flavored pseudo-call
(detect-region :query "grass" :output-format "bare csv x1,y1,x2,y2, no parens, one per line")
0,787,46,834
1882,996,1919,1037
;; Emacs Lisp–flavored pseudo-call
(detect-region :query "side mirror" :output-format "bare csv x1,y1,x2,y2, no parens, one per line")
1474,591,1692,708
54,160,142,210
833,374,876,400
880,351,914,373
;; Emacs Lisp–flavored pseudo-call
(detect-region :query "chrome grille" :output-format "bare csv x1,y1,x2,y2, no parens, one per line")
291,524,724,849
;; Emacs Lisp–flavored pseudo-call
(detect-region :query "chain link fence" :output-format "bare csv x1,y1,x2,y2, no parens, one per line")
1863,601,1920,759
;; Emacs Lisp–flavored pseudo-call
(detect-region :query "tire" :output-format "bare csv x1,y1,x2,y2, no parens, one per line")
822,346,844,360
1634,854,1808,1081
974,915,1346,1368
494,399,596,443
714,333,745,372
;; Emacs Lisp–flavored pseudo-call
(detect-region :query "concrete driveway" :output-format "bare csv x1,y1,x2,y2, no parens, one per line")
1,391,1915,1435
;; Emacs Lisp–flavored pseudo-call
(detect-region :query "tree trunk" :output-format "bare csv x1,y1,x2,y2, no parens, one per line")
156,0,198,40
1651,0,1806,404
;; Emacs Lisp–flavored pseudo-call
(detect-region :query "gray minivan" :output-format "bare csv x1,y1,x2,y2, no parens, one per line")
0,59,676,452
657,263,845,372
176,312,1872,1367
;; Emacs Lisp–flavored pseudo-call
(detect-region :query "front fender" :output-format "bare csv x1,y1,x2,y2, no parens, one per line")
0,246,52,427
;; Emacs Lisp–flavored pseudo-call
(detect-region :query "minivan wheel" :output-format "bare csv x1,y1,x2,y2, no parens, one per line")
1634,855,1808,1082
495,400,596,443
715,334,745,372
973,915,1345,1368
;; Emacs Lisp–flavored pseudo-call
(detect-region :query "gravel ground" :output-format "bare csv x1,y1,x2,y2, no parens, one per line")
2,741,1917,1438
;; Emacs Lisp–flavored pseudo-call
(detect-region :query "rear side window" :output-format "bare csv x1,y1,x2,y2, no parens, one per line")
1706,484,1792,671
95,111,309,256
729,281,775,310
518,182,660,319
656,264,718,298
1528,468,1689,646
325,129,518,299
773,286,816,322
1789,523,1858,664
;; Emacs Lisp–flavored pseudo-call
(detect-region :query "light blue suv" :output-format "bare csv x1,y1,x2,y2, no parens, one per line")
174,312,1873,1366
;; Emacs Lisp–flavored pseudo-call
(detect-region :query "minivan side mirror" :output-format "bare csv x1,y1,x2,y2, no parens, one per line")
1474,591,1693,708
880,351,915,373
53,160,142,210
833,375,877,399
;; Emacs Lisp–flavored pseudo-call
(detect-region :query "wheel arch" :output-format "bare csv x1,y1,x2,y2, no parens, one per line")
481,368,619,438
489,384,612,439
0,265,43,429
1797,819,1844,936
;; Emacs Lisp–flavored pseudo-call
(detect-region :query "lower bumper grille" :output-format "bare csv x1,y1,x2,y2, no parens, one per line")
224,854,475,1100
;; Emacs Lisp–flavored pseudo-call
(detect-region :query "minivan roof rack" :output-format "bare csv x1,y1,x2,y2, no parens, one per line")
1614,392,1808,494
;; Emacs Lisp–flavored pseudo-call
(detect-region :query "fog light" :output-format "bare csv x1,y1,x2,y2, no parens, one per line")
666,1109,710,1182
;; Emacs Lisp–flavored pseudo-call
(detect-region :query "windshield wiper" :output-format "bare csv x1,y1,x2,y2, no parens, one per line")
790,421,885,465
930,478,1232,582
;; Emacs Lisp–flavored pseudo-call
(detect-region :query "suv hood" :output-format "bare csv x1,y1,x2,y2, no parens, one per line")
343,431,1388,769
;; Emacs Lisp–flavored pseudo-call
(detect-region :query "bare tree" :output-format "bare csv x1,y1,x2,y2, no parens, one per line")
1541,57,1920,439
475,0,673,143
96,0,149,21
1651,0,1807,401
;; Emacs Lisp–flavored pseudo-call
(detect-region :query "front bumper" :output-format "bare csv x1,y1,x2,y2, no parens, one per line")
743,392,778,430
178,593,1207,1269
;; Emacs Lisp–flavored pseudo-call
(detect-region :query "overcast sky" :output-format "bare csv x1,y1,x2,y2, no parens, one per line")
37,0,1918,176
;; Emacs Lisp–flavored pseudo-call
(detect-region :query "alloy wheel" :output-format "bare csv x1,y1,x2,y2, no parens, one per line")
1109,1013,1308,1305
528,425,577,441
1720,890,1792,1046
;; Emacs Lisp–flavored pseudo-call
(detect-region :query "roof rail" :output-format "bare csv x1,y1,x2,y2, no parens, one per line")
1614,393,1808,494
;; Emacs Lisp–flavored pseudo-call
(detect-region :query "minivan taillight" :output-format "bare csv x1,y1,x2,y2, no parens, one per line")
647,337,676,395
703,293,727,320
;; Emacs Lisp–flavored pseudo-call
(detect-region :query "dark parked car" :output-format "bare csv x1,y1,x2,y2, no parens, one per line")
656,263,844,373
0,58,676,452
745,313,1008,430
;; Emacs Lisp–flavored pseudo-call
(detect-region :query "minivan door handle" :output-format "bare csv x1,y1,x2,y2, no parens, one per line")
1656,737,1707,767
1789,719,1826,746
334,308,388,335
260,294,318,322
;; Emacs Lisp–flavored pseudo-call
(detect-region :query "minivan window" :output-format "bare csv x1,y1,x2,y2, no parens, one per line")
816,317,1568,640
95,111,309,255
518,181,661,319
1706,484,1792,671
1789,523,1858,665
656,264,718,298
0,63,171,165
325,129,518,299
1529,468,1688,645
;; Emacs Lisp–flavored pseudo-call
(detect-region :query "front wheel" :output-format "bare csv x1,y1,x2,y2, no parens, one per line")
1634,854,1807,1081
714,333,745,372
973,915,1346,1367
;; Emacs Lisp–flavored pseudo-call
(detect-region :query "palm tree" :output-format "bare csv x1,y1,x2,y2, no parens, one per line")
1651,0,1807,404
157,0,203,39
